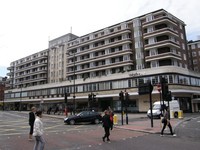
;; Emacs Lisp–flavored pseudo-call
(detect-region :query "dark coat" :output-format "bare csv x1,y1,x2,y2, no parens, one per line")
29,111,35,126
102,114,112,128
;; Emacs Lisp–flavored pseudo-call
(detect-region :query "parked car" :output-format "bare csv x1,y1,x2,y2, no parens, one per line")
64,111,102,125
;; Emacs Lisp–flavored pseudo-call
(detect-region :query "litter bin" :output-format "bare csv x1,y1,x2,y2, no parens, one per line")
113,114,118,125
178,110,183,119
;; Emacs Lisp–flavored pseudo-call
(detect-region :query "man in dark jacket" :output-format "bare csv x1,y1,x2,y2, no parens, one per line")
102,110,112,142
29,106,36,140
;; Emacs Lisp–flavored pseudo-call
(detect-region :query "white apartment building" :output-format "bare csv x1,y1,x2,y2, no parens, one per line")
4,9,200,113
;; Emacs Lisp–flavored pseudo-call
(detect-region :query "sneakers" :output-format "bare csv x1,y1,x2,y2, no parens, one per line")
160,134,176,137
173,134,177,137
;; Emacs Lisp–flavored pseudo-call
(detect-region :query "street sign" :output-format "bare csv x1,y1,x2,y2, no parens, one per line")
138,82,153,95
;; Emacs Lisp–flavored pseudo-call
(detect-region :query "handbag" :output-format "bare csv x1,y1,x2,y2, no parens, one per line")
161,118,166,123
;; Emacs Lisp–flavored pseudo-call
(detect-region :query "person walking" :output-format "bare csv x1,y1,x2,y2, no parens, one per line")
29,106,36,141
33,110,45,150
160,106,176,137
102,110,112,142
108,106,114,130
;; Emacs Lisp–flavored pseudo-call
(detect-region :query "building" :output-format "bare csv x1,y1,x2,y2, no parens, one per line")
4,9,200,113
48,33,78,83
0,77,9,110
7,49,49,89
188,40,200,72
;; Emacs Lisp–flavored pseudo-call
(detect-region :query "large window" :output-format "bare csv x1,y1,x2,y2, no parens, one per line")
5,73,200,99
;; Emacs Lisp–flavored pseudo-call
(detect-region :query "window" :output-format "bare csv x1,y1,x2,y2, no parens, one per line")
192,51,197,57
191,44,196,49
150,49,156,56
182,43,185,50
136,52,142,59
147,26,154,33
136,64,143,70
151,61,158,68
181,33,184,39
134,31,141,37
193,59,197,64
183,54,186,60
149,37,155,44
133,19,141,27
135,41,143,48
146,14,153,22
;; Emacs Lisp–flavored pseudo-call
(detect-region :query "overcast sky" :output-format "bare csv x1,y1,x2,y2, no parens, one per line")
0,0,200,77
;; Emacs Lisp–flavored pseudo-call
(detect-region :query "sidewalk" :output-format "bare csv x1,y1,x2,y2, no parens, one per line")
114,117,182,134
43,112,184,134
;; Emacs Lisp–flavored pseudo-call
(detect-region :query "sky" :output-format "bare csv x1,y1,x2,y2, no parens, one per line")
0,0,200,77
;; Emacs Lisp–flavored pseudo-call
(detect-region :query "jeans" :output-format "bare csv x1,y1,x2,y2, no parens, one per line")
33,136,45,150
103,127,110,140
161,121,174,135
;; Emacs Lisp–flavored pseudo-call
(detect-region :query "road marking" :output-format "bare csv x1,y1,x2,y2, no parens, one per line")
0,132,25,136
45,124,63,130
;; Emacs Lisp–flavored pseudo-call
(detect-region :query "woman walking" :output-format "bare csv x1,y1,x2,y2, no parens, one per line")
33,110,45,150
161,106,176,137
102,110,112,142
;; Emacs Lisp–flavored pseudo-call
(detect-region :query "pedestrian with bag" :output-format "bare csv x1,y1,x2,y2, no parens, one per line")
33,110,45,150
161,106,176,137
108,106,114,130
29,106,36,141
102,110,112,142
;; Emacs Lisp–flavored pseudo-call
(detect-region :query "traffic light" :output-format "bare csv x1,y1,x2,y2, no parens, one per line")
88,94,92,101
161,77,169,100
125,92,129,101
125,92,129,107
119,91,124,100
64,93,69,104
92,93,96,102
166,91,172,101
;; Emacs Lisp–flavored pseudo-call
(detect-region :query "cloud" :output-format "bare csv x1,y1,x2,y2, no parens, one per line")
0,0,200,69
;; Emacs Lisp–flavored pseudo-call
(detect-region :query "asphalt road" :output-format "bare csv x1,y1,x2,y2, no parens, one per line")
0,111,200,150
175,114,200,141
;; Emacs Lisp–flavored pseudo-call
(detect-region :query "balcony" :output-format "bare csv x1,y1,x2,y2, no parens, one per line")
145,52,181,62
144,39,180,50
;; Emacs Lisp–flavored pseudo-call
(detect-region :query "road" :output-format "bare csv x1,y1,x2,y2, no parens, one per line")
175,114,200,141
0,111,200,150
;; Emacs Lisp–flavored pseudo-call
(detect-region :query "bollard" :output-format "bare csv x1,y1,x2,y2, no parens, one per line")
170,110,174,119
113,114,118,125
178,110,183,119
